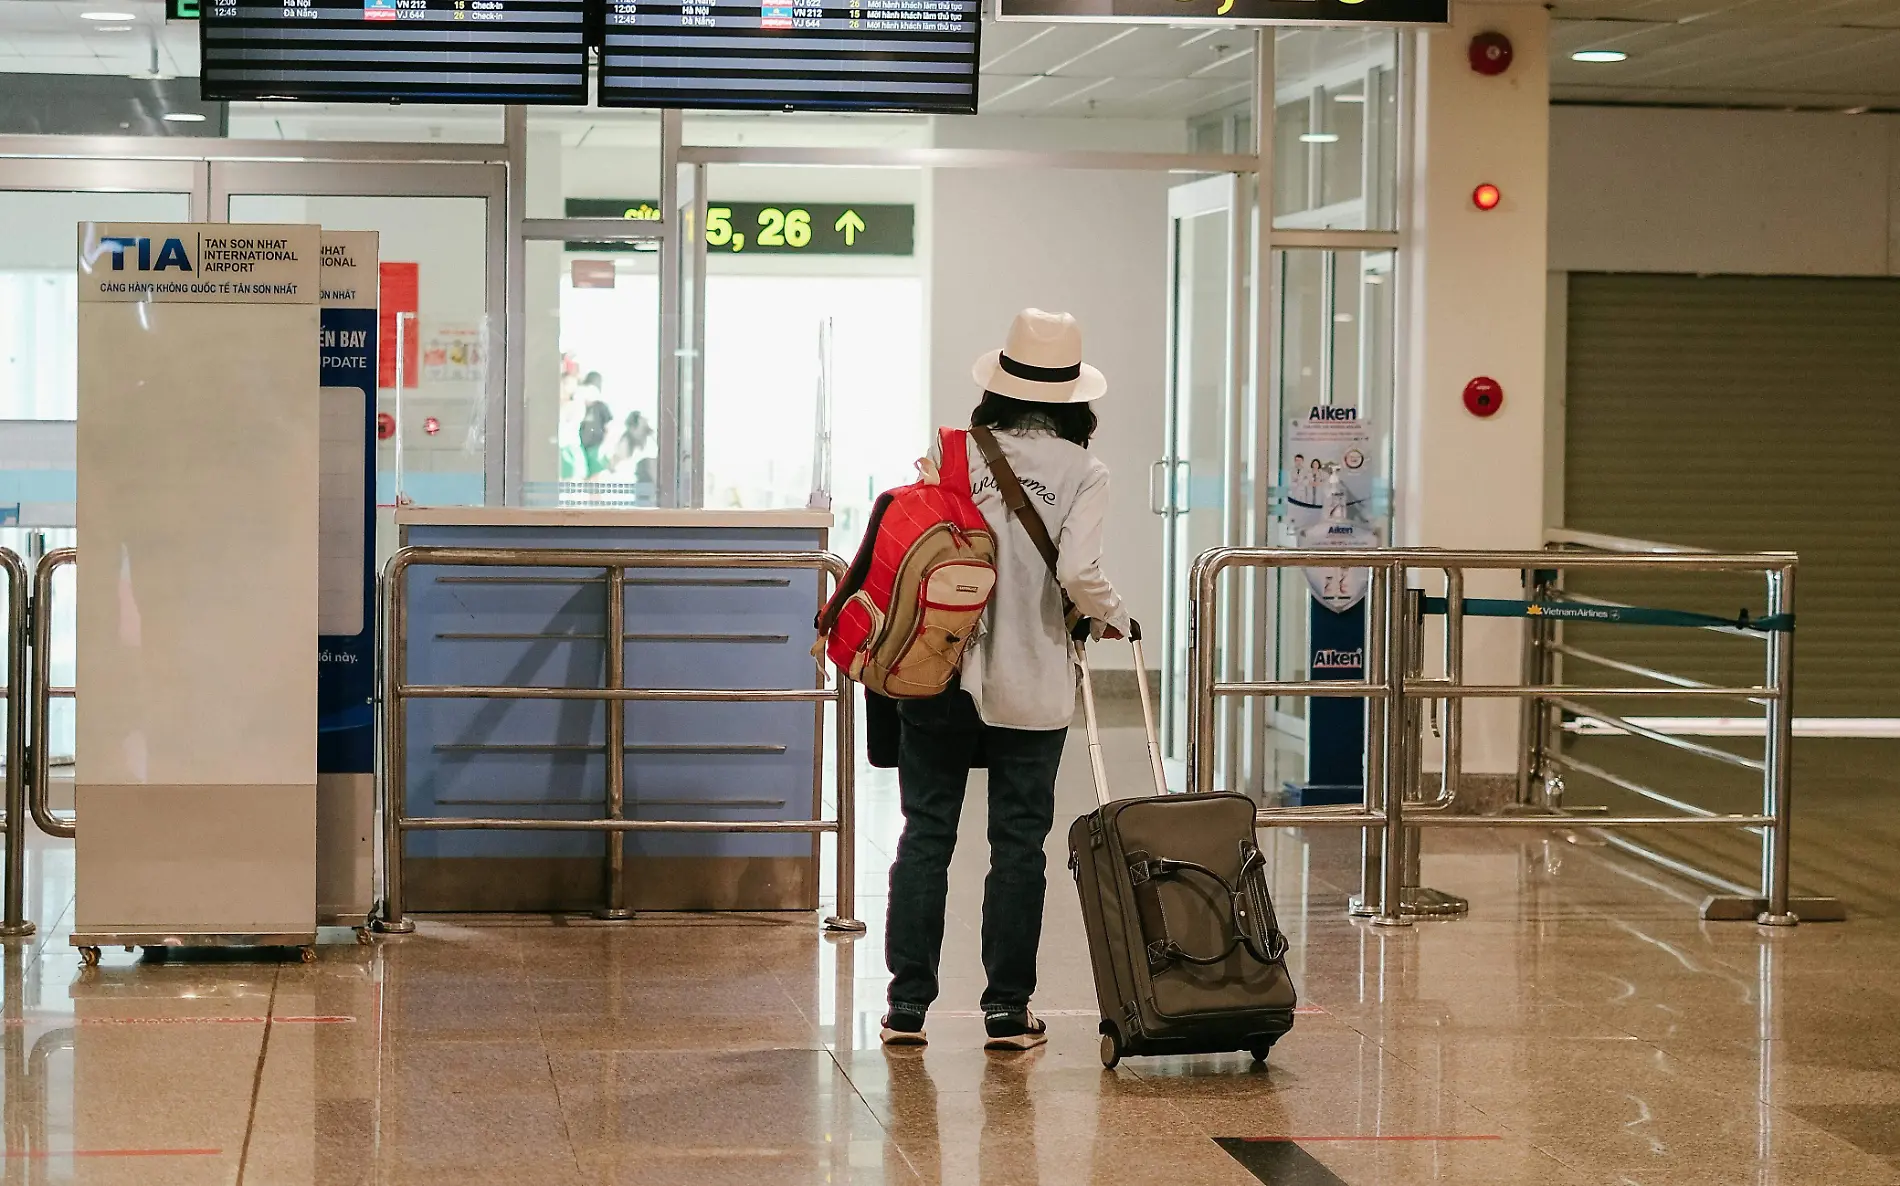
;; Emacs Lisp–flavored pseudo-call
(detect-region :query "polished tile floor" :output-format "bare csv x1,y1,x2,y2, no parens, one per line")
5,731,1899,1185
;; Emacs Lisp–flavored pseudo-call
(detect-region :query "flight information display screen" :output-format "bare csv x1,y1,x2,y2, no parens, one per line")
200,0,590,104
598,0,980,114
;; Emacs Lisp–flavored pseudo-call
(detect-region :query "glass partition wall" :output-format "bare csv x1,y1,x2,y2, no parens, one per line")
0,19,1408,803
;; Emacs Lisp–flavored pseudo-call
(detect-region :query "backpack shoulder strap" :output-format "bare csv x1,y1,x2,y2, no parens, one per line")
939,426,973,495
969,425,1061,581
815,489,894,634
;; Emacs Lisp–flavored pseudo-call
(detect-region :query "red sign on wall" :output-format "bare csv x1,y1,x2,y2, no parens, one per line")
379,262,419,390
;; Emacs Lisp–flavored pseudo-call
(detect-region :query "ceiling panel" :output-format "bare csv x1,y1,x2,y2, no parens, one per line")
1550,0,1900,25
0,0,195,78
1553,5,1900,106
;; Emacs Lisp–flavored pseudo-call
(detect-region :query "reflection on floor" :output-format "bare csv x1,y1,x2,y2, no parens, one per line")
3,730,1899,1185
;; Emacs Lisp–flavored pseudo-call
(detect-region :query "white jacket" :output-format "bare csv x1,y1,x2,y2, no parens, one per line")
932,427,1130,731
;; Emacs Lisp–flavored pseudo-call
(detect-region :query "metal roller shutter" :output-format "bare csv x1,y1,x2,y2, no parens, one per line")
1564,272,1900,716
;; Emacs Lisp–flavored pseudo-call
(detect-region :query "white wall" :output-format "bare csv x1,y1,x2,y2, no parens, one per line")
1400,0,1551,773
1550,106,1900,277
925,118,1186,670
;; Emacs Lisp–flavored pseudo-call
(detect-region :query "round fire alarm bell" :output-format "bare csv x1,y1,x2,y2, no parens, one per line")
1469,32,1513,76
1464,377,1504,417
377,411,396,441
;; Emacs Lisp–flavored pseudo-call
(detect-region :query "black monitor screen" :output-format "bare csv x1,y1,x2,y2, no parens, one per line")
597,0,980,114
200,0,589,104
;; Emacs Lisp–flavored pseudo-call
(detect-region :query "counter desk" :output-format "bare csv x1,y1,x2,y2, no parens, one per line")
393,507,835,914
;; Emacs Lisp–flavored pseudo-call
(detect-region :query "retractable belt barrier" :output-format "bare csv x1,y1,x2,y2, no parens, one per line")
1419,596,1796,634
1189,539,1833,930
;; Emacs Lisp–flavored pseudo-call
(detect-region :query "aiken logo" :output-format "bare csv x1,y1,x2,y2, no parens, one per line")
1312,647,1364,670
1308,406,1359,421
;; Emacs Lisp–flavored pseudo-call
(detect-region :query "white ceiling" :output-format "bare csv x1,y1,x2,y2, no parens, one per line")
0,0,195,78
1550,0,1900,109
3,0,1900,118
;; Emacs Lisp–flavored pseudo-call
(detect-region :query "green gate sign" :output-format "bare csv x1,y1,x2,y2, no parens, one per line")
565,199,914,257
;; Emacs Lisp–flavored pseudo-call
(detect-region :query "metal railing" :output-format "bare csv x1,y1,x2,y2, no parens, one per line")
26,549,75,841
0,549,31,936
1523,529,1840,922
374,545,865,935
1189,545,1807,928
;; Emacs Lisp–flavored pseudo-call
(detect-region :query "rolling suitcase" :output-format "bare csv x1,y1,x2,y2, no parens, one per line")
1067,624,1297,1069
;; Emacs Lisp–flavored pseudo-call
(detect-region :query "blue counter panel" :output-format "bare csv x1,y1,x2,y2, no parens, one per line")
402,523,827,864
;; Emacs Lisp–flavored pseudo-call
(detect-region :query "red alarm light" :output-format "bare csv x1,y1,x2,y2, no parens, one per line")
423,416,442,436
1472,183,1503,211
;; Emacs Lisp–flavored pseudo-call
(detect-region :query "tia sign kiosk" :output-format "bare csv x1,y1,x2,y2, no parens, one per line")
72,222,375,954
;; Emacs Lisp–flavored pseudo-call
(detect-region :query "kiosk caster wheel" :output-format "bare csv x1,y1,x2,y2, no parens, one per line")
299,945,318,964
1099,1024,1122,1069
79,947,101,967
1248,1039,1276,1064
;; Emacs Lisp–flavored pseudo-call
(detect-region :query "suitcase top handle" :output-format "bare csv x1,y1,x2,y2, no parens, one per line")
1128,842,1289,973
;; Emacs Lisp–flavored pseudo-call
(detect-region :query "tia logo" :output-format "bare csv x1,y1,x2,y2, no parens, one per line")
100,237,193,272
1312,647,1364,670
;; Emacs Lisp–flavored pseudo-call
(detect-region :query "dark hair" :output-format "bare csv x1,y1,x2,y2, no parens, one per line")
579,400,614,450
970,390,1097,448
581,371,604,390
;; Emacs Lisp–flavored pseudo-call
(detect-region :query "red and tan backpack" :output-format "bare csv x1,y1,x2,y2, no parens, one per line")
816,428,997,698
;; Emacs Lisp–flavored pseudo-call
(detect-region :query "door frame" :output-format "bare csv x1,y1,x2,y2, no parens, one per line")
210,160,510,505
1159,172,1248,789
0,156,209,218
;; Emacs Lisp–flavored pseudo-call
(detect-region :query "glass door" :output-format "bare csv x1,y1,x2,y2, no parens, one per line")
0,157,205,797
214,160,507,545
1269,246,1396,693
1159,174,1243,789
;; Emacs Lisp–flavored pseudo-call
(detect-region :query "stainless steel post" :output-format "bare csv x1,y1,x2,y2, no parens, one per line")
1372,563,1410,928
1516,566,1546,805
824,676,865,933
1440,568,1464,806
375,553,415,934
1349,566,1386,917
0,550,33,937
1758,564,1797,927
1398,582,1467,918
1189,556,1221,795
1399,587,1424,891
599,565,632,920
28,550,73,840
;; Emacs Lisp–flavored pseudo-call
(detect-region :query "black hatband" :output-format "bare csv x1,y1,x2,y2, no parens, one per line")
998,353,1081,384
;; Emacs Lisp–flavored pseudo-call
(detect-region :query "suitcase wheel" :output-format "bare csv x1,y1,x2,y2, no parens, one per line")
1248,1037,1276,1064
1099,1022,1123,1070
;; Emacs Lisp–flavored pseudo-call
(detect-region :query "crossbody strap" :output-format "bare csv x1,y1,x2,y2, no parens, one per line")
968,426,1061,578
968,426,1084,636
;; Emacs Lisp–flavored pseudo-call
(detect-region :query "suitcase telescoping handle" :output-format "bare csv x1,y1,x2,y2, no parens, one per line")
1073,619,1170,809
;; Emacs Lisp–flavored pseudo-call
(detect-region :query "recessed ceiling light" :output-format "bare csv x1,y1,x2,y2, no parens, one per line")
1333,93,1367,104
1299,132,1340,143
1571,49,1629,63
81,10,137,20
163,112,208,123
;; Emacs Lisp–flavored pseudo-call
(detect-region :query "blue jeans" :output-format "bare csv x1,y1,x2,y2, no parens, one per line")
885,689,1068,1014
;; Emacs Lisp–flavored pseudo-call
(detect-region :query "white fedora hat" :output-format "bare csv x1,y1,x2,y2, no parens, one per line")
971,308,1107,404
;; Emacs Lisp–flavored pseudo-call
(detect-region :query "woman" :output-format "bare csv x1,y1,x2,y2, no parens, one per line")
882,308,1130,1053
577,400,616,480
